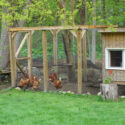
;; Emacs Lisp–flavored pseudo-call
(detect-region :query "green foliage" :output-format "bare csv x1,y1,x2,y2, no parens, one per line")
0,0,124,63
0,0,124,27
103,77,112,84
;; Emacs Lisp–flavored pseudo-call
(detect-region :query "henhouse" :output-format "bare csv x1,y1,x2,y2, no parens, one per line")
99,28,125,85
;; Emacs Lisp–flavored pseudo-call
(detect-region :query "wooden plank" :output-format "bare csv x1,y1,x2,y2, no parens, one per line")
16,61,28,78
77,29,82,94
81,30,86,38
83,30,87,82
9,32,16,87
98,27,125,33
16,57,30,60
69,30,77,38
113,81,125,85
13,33,17,84
8,25,118,32
15,33,28,57
102,34,105,81
9,32,14,87
27,31,32,78
12,32,17,38
15,31,34,58
42,30,48,92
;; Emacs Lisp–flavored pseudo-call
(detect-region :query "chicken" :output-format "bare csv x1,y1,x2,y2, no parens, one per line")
48,72,57,82
32,77,41,90
29,74,35,86
19,77,30,91
19,74,41,91
53,77,62,90
49,74,55,82
48,72,62,91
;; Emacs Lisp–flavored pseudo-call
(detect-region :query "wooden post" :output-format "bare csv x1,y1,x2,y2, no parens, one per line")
82,30,87,81
42,30,48,92
9,32,17,87
77,29,82,94
27,31,32,77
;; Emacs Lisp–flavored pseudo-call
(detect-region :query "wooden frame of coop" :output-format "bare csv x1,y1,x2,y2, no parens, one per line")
8,25,114,93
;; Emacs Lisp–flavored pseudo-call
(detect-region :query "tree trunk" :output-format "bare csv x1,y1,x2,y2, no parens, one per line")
0,21,25,68
91,0,96,64
0,1,30,68
62,31,76,82
15,21,26,50
79,0,86,25
59,0,76,82
0,21,10,68
101,0,105,24
100,84,119,100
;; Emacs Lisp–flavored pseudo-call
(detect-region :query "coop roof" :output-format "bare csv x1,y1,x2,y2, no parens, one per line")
98,28,125,33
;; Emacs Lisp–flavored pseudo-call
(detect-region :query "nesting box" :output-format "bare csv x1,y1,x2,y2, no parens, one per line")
99,28,125,84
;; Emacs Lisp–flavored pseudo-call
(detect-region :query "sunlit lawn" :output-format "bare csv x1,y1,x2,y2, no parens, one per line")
0,89,125,125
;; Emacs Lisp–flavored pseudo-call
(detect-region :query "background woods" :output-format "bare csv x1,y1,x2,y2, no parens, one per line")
0,0,124,69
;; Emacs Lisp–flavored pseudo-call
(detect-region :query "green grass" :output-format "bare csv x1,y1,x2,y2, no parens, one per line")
0,90,125,125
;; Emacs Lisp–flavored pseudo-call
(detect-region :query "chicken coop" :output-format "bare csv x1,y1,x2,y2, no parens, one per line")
8,25,117,94
99,28,125,85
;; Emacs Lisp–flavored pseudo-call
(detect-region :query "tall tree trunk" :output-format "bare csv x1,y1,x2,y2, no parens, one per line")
102,0,105,24
15,21,26,50
79,0,86,25
58,0,76,82
91,0,96,64
0,0,30,68
0,21,10,68
84,0,91,59
62,31,76,82
0,20,25,68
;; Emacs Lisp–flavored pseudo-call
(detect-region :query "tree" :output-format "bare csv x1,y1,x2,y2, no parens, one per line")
58,0,76,82
0,0,31,68
0,0,58,68
91,0,96,64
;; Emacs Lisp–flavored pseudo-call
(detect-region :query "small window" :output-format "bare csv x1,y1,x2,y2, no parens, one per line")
110,51,122,67
105,48,125,70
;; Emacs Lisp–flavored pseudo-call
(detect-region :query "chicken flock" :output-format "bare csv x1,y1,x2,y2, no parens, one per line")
19,72,62,91
19,74,41,91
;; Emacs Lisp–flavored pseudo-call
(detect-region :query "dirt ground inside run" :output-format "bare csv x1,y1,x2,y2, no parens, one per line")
1,82,125,96
0,58,125,95
0,82,100,95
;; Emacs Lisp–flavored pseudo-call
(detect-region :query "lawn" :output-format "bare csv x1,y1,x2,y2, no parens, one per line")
0,89,125,125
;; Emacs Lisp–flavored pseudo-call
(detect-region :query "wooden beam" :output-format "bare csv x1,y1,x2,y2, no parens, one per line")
15,31,34,58
81,30,86,38
9,32,17,87
69,30,77,38
27,31,32,78
16,57,30,60
82,30,87,82
16,61,28,78
8,25,118,32
42,30,48,92
12,32,17,38
77,29,82,94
